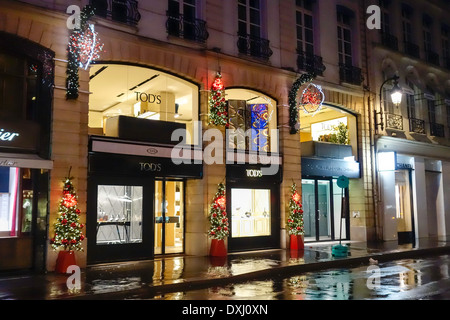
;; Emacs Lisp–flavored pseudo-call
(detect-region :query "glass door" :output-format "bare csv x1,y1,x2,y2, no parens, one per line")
317,180,331,240
154,180,184,255
395,170,415,244
302,179,316,241
302,178,339,242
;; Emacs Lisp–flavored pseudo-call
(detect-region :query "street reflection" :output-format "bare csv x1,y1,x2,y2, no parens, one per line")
150,255,450,300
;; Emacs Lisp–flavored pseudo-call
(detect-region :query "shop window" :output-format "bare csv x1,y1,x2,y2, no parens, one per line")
88,64,199,145
299,104,357,160
0,167,33,238
230,188,270,238
226,88,277,153
96,185,143,245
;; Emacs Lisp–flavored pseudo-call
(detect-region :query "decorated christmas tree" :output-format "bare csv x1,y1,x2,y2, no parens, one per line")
50,175,85,251
286,183,304,235
208,183,229,240
208,72,228,127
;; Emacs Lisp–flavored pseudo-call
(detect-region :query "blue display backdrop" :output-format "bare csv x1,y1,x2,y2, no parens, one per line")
250,104,269,152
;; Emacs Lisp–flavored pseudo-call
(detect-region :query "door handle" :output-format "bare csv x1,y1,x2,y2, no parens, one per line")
317,209,320,220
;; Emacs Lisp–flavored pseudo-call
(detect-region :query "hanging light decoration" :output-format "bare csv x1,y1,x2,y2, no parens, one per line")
300,83,325,115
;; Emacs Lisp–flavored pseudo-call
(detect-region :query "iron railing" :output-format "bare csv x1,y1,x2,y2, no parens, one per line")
430,122,445,137
386,113,403,131
297,50,326,76
409,118,426,134
338,63,363,85
380,32,398,51
90,0,141,26
404,41,420,58
166,11,209,43
237,33,273,60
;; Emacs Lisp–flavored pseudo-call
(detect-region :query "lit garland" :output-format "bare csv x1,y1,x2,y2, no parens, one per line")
66,5,103,99
300,83,325,115
286,183,304,235
50,175,85,251
208,72,229,127
288,72,316,134
208,183,229,240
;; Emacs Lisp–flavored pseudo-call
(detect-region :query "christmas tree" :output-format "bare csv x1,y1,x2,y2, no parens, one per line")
286,183,304,235
50,175,85,251
208,72,228,126
208,183,229,240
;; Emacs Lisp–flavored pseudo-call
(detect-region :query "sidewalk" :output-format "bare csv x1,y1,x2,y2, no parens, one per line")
1,237,450,300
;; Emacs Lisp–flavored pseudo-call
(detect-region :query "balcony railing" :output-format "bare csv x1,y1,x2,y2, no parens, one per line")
297,50,326,76
338,63,363,85
425,50,440,66
90,0,141,26
380,32,399,51
404,41,420,58
166,12,209,43
386,113,403,131
237,33,273,60
409,118,426,134
430,122,445,137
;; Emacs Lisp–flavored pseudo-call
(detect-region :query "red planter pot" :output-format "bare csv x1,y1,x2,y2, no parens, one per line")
290,234,304,250
210,239,227,257
55,250,77,273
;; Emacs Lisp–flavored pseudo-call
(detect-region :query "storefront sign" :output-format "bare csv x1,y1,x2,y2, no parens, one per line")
0,129,19,141
135,92,162,104
396,163,413,170
302,157,360,179
89,152,202,179
0,121,40,152
246,169,262,177
227,164,282,183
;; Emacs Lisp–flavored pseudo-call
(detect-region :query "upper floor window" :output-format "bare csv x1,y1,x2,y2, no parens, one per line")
401,3,420,58
405,80,417,120
401,4,413,43
166,0,209,43
336,6,363,85
423,15,433,53
237,0,273,60
90,0,141,26
296,0,314,55
337,7,353,66
380,0,391,35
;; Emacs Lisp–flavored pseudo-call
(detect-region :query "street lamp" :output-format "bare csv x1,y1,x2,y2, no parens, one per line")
375,75,403,132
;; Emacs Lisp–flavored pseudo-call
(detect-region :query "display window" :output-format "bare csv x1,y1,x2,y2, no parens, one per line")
230,188,270,238
299,104,357,160
88,63,199,144
226,88,278,153
96,185,143,245
0,167,34,238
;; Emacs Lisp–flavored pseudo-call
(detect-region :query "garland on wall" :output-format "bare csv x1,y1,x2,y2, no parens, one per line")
208,72,229,127
66,5,103,99
208,183,229,240
286,183,304,235
288,72,316,134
